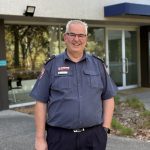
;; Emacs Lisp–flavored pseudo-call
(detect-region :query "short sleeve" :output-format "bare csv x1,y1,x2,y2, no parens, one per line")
101,64,118,100
30,67,51,103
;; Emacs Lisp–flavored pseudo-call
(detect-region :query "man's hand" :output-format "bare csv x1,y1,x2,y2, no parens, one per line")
35,137,48,150
102,97,115,128
34,101,47,150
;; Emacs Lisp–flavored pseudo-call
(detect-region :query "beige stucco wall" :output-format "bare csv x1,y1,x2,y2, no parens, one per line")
0,0,150,25
0,0,104,20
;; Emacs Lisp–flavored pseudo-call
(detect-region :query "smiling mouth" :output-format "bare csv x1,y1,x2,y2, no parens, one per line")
72,42,81,46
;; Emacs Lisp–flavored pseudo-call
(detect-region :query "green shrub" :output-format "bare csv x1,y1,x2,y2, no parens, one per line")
141,110,150,117
126,97,145,111
120,127,134,136
112,118,134,136
114,95,120,105
112,118,122,130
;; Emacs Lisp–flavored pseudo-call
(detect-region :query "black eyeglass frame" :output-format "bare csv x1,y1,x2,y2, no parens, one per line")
66,32,87,38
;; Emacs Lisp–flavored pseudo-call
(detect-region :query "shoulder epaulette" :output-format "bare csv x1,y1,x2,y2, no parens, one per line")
44,55,55,65
92,54,108,69
92,54,104,63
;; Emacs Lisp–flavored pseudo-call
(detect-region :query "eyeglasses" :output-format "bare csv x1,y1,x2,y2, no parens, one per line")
66,32,87,39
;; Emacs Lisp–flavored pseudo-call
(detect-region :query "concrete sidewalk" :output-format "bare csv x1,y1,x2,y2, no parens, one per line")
0,110,35,150
0,110,149,150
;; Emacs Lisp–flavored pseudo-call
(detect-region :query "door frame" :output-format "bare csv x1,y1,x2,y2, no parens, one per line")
105,27,140,90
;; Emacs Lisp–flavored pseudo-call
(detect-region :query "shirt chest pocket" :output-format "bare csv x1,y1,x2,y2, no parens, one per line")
83,70,103,89
51,73,72,90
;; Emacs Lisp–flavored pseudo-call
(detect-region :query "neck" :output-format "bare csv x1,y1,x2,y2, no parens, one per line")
67,50,84,63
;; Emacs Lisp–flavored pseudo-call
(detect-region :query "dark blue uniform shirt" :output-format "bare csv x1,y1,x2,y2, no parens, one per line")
30,51,117,129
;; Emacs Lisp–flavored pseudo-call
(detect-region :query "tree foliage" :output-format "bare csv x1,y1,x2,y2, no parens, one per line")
5,25,59,71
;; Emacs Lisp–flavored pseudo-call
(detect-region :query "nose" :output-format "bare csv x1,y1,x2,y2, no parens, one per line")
74,35,80,40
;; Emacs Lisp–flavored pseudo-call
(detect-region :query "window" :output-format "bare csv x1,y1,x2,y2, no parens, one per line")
87,27,105,59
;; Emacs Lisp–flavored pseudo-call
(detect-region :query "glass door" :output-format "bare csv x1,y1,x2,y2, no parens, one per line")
125,31,138,86
108,30,123,87
107,29,138,89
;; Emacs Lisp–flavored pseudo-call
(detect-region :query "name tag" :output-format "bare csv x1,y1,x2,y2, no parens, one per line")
58,71,68,75
57,66,70,75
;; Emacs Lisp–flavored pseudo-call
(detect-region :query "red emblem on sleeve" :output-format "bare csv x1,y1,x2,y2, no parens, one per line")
39,68,45,79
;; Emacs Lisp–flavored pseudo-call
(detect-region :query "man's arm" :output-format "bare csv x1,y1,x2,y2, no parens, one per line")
102,97,115,128
34,101,48,150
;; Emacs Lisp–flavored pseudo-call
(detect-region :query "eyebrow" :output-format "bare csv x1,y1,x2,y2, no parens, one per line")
67,32,87,36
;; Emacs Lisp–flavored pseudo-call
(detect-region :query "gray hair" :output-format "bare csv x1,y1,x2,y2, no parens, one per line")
65,20,88,35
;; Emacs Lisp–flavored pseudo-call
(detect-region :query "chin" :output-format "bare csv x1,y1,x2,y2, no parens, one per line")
73,49,82,53
71,46,82,52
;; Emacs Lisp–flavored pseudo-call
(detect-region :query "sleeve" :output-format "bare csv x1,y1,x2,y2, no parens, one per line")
30,66,51,103
100,63,118,100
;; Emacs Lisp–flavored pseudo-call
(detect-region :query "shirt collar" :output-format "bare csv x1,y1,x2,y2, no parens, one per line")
63,49,89,62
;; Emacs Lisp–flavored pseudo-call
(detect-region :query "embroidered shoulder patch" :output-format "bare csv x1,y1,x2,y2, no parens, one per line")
39,68,45,79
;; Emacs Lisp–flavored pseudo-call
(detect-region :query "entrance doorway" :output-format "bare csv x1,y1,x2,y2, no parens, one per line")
107,29,138,89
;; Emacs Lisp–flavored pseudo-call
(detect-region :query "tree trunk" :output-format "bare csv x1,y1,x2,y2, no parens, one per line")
13,26,20,67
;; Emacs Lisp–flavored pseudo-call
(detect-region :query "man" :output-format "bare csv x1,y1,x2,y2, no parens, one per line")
30,20,117,150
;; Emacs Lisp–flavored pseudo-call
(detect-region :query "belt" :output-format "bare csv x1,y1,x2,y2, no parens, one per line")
46,124,102,133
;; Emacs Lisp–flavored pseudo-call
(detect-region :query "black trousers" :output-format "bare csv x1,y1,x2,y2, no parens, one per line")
46,125,107,150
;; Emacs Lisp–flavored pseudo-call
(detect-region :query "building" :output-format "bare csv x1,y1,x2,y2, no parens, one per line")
0,0,150,110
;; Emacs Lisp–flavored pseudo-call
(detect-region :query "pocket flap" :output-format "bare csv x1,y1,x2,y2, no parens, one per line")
83,69,99,75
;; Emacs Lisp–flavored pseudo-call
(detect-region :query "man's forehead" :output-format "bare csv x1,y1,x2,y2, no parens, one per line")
69,24,86,33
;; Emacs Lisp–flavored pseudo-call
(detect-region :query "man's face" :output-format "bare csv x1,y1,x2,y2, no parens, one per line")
64,23,87,53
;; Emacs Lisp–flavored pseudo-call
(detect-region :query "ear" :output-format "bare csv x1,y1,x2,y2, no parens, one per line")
64,33,67,42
